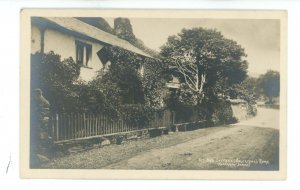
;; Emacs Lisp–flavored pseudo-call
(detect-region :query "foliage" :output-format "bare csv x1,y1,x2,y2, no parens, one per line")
103,46,167,108
110,17,166,109
114,18,136,44
120,104,154,128
230,77,259,103
99,46,145,104
228,77,259,116
74,80,106,113
31,51,128,116
160,27,248,104
142,60,169,109
210,99,237,125
31,22,166,127
114,17,159,58
160,27,248,124
88,46,167,124
164,86,198,109
257,70,280,104
31,51,81,112
88,61,141,119
164,83,203,123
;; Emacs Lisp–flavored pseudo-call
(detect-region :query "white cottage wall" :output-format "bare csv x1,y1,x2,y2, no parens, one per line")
31,25,106,81
31,25,41,54
44,29,76,59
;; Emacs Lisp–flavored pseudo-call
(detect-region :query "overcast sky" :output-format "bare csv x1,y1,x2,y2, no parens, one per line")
106,18,280,77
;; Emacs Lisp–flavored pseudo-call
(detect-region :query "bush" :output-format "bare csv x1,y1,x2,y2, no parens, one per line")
210,99,237,125
87,46,167,122
31,49,167,126
31,51,81,112
246,103,257,117
120,104,154,128
170,105,207,124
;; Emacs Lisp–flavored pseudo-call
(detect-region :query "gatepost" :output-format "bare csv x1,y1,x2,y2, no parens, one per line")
30,88,52,168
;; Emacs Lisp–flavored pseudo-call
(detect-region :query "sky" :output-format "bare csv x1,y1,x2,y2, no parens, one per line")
105,18,280,77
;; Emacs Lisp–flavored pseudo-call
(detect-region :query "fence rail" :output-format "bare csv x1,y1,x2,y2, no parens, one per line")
50,110,173,142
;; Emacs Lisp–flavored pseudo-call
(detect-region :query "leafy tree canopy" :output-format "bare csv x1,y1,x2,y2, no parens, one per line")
114,17,159,58
258,70,280,104
229,76,259,104
160,27,248,104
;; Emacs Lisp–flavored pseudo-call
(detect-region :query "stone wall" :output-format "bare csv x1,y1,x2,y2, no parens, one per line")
30,89,53,168
230,100,256,122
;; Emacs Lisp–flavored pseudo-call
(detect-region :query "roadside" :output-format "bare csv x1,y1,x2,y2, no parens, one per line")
235,107,279,129
42,108,279,170
42,125,231,169
105,125,278,170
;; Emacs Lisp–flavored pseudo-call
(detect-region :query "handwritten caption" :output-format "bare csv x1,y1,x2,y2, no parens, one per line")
198,158,270,168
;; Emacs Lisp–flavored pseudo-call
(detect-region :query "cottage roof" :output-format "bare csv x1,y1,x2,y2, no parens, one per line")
33,17,152,58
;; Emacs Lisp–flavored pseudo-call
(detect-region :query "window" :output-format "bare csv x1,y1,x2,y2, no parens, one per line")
85,45,92,67
76,42,84,65
75,40,92,67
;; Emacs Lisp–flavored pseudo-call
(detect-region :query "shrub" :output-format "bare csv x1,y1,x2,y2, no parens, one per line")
210,99,237,125
120,104,154,128
31,51,81,112
246,103,257,117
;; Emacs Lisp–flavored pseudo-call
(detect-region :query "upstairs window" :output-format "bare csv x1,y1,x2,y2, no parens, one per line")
75,40,92,67
76,42,84,65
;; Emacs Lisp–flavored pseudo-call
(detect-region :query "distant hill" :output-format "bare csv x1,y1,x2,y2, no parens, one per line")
76,17,159,58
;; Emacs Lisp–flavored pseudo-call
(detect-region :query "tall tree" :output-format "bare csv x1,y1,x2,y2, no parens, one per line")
114,18,136,44
113,17,159,58
160,28,248,104
229,76,259,104
258,70,280,104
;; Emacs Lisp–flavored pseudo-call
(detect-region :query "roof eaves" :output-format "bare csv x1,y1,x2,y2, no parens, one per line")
41,17,153,59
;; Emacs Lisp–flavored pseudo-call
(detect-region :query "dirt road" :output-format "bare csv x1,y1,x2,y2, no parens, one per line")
105,108,279,170
235,107,279,129
43,108,279,170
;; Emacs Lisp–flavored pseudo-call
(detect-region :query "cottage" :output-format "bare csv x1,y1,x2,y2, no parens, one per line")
31,17,152,81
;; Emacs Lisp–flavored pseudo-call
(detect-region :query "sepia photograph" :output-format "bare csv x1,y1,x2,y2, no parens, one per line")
20,9,287,179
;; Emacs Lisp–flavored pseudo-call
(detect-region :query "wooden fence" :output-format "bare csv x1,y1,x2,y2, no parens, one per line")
50,110,173,142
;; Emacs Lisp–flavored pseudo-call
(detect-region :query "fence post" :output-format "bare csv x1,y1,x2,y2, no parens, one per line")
75,113,78,139
70,113,74,139
95,114,98,136
171,111,176,132
172,111,176,125
51,115,55,141
89,114,92,136
83,113,86,137
79,113,83,138
56,114,59,141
